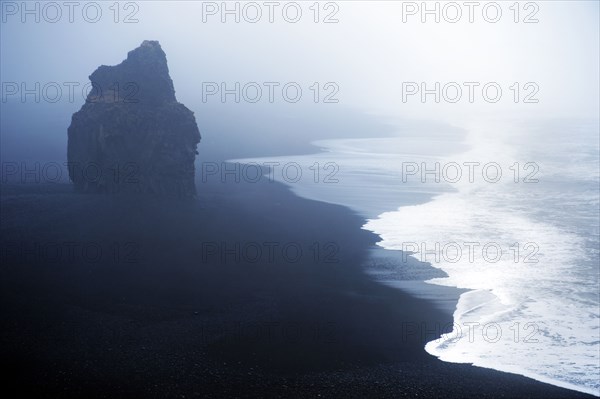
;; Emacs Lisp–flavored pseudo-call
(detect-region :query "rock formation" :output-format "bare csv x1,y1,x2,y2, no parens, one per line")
67,40,200,197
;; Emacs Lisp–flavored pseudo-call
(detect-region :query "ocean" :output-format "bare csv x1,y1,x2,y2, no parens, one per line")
234,117,600,396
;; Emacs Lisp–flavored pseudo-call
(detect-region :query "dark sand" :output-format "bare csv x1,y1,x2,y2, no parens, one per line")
0,178,594,398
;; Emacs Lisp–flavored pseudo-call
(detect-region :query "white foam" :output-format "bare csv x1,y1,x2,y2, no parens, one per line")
365,120,600,396
233,119,600,396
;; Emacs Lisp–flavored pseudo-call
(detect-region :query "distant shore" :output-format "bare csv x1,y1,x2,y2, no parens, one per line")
0,176,594,398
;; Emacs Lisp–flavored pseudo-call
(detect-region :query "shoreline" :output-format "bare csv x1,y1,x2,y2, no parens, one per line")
1,179,595,398
229,130,600,397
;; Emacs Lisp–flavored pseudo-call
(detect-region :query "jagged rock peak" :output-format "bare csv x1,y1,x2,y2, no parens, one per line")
67,41,201,198
88,40,176,105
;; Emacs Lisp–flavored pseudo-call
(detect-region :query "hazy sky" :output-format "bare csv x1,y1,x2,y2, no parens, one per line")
1,0,599,123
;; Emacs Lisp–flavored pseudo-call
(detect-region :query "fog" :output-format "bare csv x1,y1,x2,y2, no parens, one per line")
2,4,599,395
1,1,599,165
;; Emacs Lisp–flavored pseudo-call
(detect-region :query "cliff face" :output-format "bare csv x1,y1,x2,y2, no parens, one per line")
67,40,201,197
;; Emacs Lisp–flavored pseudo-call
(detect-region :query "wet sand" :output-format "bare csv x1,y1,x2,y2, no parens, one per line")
0,178,594,398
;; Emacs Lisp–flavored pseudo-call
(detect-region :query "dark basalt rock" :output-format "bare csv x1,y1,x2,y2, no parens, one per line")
67,40,201,197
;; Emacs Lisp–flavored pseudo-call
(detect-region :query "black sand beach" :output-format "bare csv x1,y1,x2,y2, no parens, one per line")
0,174,594,398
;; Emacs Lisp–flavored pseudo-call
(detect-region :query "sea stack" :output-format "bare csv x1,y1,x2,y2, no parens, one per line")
67,40,201,197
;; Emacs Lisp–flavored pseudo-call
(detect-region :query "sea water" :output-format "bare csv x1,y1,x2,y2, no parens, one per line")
234,118,600,396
